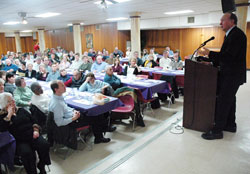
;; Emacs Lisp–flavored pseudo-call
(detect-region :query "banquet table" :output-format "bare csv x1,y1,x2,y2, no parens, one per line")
25,79,123,116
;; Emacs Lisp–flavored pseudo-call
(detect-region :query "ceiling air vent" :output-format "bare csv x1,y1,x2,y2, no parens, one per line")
188,17,195,23
96,24,101,30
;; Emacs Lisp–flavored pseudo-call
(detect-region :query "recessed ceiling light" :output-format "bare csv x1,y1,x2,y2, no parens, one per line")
21,30,33,32
106,17,128,21
80,22,84,25
22,19,28,24
35,12,61,18
164,10,194,15
3,21,20,25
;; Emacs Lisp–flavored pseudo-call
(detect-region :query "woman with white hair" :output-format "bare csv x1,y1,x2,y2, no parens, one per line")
0,92,51,174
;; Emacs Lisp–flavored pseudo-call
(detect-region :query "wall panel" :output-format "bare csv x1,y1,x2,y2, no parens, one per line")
5,37,16,53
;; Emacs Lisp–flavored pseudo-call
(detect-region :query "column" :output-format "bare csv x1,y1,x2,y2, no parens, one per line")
73,23,82,55
38,29,46,53
130,12,141,57
235,0,248,33
14,32,22,53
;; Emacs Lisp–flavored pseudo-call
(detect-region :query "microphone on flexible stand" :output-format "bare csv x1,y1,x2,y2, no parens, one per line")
190,36,215,61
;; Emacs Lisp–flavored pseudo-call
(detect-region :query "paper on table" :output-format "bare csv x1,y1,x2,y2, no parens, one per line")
72,99,93,105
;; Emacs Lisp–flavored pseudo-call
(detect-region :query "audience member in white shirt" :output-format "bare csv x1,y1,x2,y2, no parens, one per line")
30,82,50,114
159,50,173,70
33,57,43,72
70,53,83,70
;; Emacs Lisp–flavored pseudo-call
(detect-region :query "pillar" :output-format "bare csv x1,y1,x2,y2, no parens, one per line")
14,32,22,53
130,12,141,57
73,23,82,55
235,0,248,33
38,29,46,53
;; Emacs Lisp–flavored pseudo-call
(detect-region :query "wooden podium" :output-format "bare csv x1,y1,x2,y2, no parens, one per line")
183,59,218,132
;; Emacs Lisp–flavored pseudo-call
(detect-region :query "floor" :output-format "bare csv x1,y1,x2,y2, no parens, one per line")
9,72,250,174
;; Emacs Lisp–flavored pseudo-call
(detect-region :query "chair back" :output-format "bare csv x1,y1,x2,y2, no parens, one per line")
118,95,135,107
152,72,162,80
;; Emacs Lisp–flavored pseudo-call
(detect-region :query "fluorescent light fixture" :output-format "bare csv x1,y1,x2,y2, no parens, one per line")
21,30,33,32
80,22,84,25
115,0,131,2
190,25,213,28
106,17,128,21
3,21,20,25
164,10,194,15
67,24,73,26
35,12,61,18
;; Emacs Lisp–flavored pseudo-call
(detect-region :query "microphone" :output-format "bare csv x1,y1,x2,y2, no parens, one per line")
202,36,215,46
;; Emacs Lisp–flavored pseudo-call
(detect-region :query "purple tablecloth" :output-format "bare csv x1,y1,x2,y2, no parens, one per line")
0,131,16,168
140,67,184,77
95,74,170,99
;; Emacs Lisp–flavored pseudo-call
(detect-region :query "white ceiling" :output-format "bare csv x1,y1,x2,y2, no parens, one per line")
0,0,222,32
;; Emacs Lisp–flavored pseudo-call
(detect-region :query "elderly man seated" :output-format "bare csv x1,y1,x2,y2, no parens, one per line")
159,50,173,70
3,59,18,73
79,72,113,95
91,55,107,73
49,80,111,144
65,69,85,88
46,64,60,82
79,55,92,72
13,77,33,109
104,66,122,90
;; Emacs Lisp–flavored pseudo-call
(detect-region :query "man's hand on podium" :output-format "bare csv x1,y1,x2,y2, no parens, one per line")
198,47,210,56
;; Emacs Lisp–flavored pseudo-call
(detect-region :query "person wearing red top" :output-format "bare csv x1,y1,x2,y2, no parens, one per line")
34,42,40,52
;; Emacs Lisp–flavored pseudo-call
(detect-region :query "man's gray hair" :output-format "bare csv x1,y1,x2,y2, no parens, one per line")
0,92,12,109
30,82,41,93
105,65,112,72
15,77,24,87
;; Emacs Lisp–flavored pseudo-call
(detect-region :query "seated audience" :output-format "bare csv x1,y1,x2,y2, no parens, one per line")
59,54,70,70
3,59,18,73
25,63,37,78
68,51,75,62
43,57,52,73
79,72,112,95
112,58,123,75
133,51,143,66
13,77,33,108
33,57,43,72
36,65,49,81
49,80,111,144
79,56,92,72
124,58,141,76
159,50,173,70
25,54,34,66
0,59,4,70
113,47,123,58
31,82,50,114
103,51,110,60
172,51,183,70
149,48,158,61
70,53,83,69
65,69,85,88
14,59,22,68
4,73,16,94
166,46,174,57
16,61,26,77
141,49,149,62
105,53,114,65
104,66,122,90
0,92,51,174
125,47,131,58
143,54,158,68
91,55,107,73
50,53,60,64
58,69,71,82
46,64,60,82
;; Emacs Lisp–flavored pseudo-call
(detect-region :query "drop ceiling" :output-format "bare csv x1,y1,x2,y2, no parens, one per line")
0,0,222,32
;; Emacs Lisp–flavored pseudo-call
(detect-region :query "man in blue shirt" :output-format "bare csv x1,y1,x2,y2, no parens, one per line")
3,59,18,73
46,64,60,82
49,80,111,144
104,66,122,90
91,56,107,73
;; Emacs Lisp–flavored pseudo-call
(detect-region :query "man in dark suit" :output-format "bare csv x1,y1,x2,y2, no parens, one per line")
199,13,247,140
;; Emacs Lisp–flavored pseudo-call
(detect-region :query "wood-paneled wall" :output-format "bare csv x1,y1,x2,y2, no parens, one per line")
45,29,74,51
143,27,225,59
0,34,36,54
